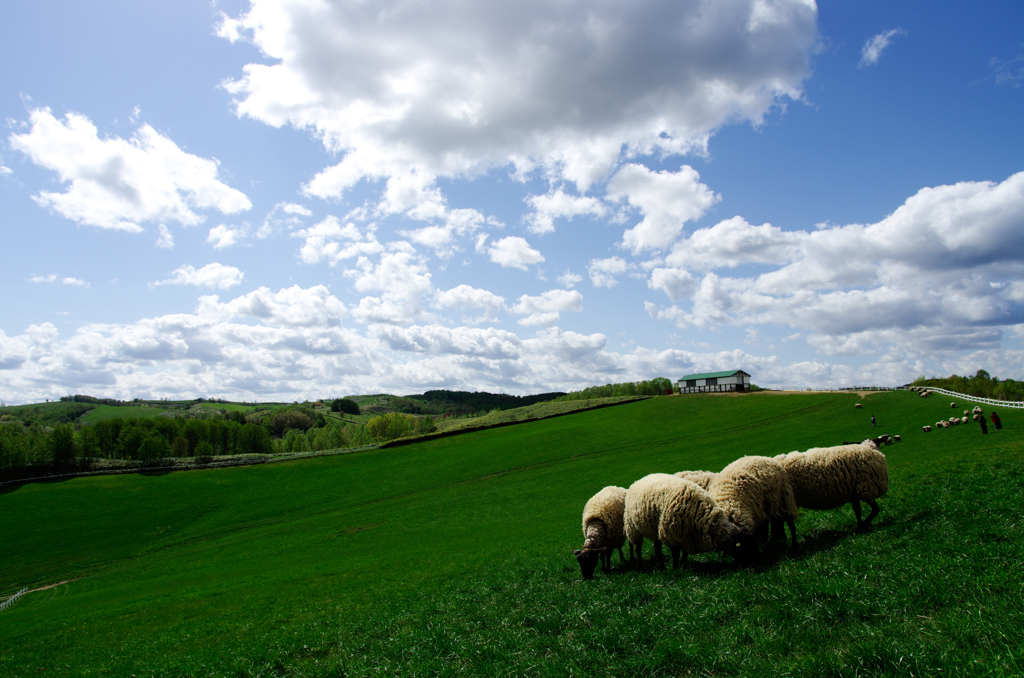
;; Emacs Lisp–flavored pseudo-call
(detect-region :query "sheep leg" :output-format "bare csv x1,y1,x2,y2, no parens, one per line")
617,545,627,565
786,518,798,547
601,549,611,573
863,498,880,528
654,539,665,569
670,545,681,569
851,498,865,530
633,536,645,572
770,517,785,542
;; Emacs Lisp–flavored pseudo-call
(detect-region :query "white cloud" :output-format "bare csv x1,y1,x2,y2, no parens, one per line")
257,202,312,238
207,224,247,249
152,263,245,290
526,189,607,234
487,236,545,270
608,164,720,253
402,208,497,258
219,0,816,207
433,284,506,322
588,257,630,288
512,289,583,326
644,172,1024,355
10,108,251,231
648,267,696,302
557,271,583,288
345,250,434,324
197,285,346,327
859,29,906,68
291,216,383,265
28,274,89,288
156,224,174,249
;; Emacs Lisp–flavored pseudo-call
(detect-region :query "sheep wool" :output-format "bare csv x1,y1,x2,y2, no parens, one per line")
674,470,717,490
574,486,628,579
707,456,799,546
773,440,889,530
624,474,750,571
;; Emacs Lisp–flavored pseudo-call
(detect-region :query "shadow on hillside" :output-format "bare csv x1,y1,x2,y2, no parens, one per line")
607,525,877,578
0,475,79,495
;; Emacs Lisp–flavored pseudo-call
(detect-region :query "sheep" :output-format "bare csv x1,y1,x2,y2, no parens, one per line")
774,440,888,531
894,435,901,442
949,416,959,425
855,403,863,408
973,406,983,414
922,426,932,432
973,414,981,421
674,470,717,490
574,486,630,579
950,402,957,408
707,456,799,547
964,410,969,416
961,416,969,425
624,474,754,571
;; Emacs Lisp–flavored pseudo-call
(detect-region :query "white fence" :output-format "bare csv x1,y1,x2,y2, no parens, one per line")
1,587,28,612
916,387,1024,409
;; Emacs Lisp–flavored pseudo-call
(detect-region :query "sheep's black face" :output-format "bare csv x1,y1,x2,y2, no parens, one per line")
717,525,757,561
574,548,601,580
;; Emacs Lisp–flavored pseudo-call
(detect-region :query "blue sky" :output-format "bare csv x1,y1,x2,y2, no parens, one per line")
2,0,1023,403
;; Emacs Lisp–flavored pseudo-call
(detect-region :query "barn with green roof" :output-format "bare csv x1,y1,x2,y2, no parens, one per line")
677,370,751,394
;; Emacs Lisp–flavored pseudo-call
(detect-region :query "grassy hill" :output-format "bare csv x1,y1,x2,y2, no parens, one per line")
1,391,1021,676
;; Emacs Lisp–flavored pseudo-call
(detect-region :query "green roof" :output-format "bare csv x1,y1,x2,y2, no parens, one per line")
677,370,750,381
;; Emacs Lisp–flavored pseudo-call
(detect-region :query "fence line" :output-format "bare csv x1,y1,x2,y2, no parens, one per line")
915,387,1024,409
1,587,28,612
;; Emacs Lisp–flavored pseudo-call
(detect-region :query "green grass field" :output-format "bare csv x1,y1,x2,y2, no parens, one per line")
1,391,1021,676
76,404,175,423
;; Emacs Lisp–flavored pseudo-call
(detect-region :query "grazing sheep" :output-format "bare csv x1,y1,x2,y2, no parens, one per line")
894,435,901,442
973,406,983,414
674,470,717,490
624,474,754,571
961,416,969,424
855,403,863,408
922,426,932,432
973,414,981,421
574,486,630,579
964,410,970,416
951,402,957,408
774,440,888,531
707,456,799,547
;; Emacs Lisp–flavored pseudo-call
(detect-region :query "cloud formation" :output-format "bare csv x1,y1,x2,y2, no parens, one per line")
10,108,251,231
859,28,906,67
153,263,245,290
219,0,817,215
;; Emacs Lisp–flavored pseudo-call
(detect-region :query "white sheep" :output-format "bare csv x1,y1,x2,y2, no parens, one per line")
707,456,799,547
624,474,754,571
774,440,889,531
894,435,901,442
950,402,957,408
961,416,968,424
922,426,932,432
855,403,863,408
574,486,630,579
674,470,717,490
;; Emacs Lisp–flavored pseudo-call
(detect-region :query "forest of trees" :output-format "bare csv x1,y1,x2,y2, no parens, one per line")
556,378,674,401
914,370,1024,401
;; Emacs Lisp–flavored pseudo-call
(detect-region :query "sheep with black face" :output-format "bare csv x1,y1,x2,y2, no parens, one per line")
574,486,629,580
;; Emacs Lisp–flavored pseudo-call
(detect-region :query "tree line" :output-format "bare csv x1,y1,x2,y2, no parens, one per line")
556,378,674,401
0,404,436,482
914,370,1024,402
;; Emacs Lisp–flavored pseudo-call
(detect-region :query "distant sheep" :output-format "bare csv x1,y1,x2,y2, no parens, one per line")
708,456,799,547
624,474,754,571
575,486,630,580
674,470,717,490
774,440,889,531
855,403,863,409
922,426,932,432
961,416,968,424
894,435,901,442
951,402,957,408
973,414,981,421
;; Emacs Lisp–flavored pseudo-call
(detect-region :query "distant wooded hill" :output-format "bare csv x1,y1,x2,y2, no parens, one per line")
388,390,566,417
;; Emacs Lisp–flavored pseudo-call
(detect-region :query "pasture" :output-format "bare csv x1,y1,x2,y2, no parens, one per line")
76,404,174,423
1,391,1021,676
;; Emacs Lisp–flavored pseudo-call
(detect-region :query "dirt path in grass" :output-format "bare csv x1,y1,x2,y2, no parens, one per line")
27,579,77,594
